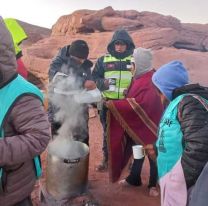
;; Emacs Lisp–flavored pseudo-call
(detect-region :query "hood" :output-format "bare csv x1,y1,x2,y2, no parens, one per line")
0,16,17,88
107,29,135,59
173,84,208,100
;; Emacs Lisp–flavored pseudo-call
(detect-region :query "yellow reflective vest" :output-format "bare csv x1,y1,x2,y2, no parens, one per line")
102,54,133,99
4,18,27,57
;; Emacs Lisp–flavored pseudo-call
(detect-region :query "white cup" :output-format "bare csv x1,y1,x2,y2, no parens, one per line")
132,145,145,159
108,78,116,91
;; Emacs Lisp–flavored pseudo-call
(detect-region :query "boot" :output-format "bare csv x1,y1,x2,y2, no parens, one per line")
96,158,108,172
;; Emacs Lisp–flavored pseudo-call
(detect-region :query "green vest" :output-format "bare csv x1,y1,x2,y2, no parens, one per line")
0,75,43,181
4,18,27,57
102,54,133,99
156,94,208,179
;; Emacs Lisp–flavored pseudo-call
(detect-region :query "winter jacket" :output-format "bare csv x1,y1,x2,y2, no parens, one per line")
92,29,135,92
173,84,208,188
0,17,51,206
48,46,93,144
48,45,93,82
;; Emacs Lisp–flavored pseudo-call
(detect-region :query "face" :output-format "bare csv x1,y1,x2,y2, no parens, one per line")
131,62,136,76
114,41,127,53
70,55,85,65
155,87,169,108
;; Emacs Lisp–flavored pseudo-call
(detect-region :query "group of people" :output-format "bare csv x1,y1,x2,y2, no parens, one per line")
48,27,208,206
0,14,208,206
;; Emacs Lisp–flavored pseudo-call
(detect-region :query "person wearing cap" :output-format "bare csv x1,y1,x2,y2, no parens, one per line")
0,17,51,206
92,29,135,171
147,60,208,205
48,40,96,145
106,48,163,196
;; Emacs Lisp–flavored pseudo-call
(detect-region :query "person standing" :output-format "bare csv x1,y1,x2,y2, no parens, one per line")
106,48,163,196
4,18,28,79
48,40,96,145
92,29,135,171
0,17,51,206
148,60,208,205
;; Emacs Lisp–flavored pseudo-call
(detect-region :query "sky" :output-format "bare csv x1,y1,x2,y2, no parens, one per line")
1,0,208,28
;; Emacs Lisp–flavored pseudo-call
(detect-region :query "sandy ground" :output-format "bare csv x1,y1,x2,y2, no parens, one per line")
32,109,160,206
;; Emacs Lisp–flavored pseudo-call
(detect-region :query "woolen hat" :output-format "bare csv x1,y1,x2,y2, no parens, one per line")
133,48,152,76
68,40,89,59
152,60,189,100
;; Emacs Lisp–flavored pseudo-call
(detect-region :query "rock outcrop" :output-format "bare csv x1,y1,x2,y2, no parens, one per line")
20,7,208,89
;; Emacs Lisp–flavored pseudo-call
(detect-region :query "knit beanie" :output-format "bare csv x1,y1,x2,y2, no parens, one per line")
152,60,189,101
68,40,89,59
133,48,153,76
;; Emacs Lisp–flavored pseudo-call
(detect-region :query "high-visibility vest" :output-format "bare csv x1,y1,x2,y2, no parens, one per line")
4,18,27,57
102,54,133,99
0,75,43,184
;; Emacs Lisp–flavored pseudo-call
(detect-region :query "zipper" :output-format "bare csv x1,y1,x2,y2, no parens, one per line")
118,59,121,99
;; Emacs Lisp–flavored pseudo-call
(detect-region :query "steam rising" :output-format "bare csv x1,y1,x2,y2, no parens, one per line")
48,63,89,158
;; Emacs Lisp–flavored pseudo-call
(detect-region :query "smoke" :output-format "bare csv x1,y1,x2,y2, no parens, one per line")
48,137,89,159
48,63,89,158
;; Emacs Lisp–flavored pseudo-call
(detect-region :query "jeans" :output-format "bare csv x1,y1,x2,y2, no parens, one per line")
126,156,158,187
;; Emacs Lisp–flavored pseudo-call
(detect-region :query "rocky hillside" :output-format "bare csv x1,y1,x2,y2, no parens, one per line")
18,20,51,46
21,7,208,89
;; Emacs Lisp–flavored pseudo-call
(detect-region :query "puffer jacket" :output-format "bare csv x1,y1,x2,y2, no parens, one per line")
92,29,135,91
0,17,51,205
173,84,208,188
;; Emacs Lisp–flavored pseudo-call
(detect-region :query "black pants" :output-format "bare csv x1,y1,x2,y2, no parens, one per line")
126,156,158,187
99,104,108,161
14,196,33,206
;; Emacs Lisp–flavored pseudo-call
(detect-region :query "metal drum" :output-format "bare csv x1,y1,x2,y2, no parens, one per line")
46,140,89,200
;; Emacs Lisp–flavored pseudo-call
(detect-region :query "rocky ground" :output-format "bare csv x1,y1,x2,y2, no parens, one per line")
31,108,160,206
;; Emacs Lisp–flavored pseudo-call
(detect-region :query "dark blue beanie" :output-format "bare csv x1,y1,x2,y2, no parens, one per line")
152,61,189,100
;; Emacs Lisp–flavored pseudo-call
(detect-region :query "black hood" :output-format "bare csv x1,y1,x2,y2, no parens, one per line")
173,84,208,100
107,29,135,59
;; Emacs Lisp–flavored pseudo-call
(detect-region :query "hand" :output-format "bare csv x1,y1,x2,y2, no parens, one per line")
104,79,109,89
84,80,96,90
144,144,157,161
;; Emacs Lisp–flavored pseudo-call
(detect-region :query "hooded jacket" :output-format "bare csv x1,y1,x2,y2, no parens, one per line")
173,84,208,188
0,17,50,205
92,29,135,92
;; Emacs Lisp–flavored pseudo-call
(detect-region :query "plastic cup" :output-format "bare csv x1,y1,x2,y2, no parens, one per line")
132,145,145,159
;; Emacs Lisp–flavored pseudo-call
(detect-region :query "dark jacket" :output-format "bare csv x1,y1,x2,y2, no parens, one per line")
0,17,51,205
173,84,208,188
49,45,93,83
92,29,135,91
48,46,93,144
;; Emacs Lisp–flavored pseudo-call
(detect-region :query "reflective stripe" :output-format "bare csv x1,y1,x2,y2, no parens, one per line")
103,70,132,99
103,55,132,63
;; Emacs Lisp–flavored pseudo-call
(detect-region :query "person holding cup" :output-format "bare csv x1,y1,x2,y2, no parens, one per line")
147,60,208,206
92,29,135,171
106,48,164,196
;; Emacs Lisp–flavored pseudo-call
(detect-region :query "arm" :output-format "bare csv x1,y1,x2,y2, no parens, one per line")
92,56,108,91
180,96,208,188
0,96,51,166
48,46,68,82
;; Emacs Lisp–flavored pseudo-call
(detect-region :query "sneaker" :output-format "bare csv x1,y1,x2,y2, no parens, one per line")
149,187,159,197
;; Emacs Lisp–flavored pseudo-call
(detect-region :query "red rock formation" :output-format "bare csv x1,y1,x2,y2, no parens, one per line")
20,7,208,89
